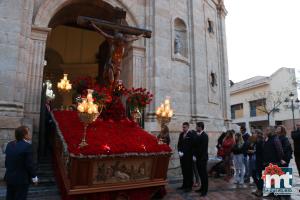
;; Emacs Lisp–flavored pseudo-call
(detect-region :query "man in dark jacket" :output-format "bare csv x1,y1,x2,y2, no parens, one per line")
291,123,300,176
263,126,284,167
193,122,209,197
177,122,195,192
5,126,38,200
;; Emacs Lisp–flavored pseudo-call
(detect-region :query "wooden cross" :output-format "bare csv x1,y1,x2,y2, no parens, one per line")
77,16,152,38
76,16,151,88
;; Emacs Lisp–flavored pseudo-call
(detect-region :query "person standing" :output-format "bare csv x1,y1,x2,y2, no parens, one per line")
232,133,245,184
240,126,250,183
276,125,293,167
222,130,235,181
157,124,170,145
5,126,38,200
252,129,264,197
177,122,195,192
291,123,300,176
193,122,209,197
263,126,284,167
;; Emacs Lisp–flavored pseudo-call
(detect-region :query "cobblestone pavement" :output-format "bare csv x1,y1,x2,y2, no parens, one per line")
162,160,300,200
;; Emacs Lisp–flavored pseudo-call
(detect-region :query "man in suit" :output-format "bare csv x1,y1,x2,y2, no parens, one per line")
194,122,209,197
5,126,38,200
177,122,195,192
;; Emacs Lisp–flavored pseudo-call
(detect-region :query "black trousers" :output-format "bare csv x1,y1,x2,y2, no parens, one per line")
180,156,193,189
196,160,208,195
6,184,29,200
252,167,263,191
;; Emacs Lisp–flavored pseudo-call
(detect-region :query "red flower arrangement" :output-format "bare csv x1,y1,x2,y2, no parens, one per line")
52,111,172,155
126,88,153,110
92,85,112,105
262,163,285,186
101,97,127,121
72,76,95,94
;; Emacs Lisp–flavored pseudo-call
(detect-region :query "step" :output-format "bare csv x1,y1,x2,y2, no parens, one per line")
0,184,61,200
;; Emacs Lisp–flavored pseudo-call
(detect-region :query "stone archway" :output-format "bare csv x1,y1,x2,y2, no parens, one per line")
26,0,147,156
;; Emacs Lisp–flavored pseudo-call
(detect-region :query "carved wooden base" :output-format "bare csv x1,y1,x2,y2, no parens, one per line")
53,132,170,195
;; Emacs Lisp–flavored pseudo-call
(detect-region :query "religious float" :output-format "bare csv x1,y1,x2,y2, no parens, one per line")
49,16,172,200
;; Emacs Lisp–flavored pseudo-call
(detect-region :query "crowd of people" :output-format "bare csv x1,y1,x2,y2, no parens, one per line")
4,121,300,199
171,122,300,198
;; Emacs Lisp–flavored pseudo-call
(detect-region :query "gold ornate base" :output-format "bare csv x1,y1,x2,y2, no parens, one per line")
78,112,100,148
79,138,88,148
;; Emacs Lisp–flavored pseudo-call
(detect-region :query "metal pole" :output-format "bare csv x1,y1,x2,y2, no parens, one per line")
292,100,296,131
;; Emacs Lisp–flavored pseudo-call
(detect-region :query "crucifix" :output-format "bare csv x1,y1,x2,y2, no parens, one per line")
77,16,152,88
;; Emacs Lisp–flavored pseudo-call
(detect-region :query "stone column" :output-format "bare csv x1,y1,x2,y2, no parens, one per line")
24,26,50,160
132,46,146,88
24,26,50,130
217,2,231,122
121,45,146,89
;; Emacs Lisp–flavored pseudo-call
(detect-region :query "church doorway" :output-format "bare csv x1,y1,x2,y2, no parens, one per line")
38,1,133,158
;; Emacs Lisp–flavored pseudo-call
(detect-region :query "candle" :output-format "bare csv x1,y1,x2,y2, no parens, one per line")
165,105,170,113
92,105,98,113
162,112,166,117
164,99,170,105
87,107,93,114
168,110,173,117
156,109,161,115
77,104,84,112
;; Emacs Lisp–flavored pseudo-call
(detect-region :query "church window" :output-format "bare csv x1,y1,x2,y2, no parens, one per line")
208,19,214,34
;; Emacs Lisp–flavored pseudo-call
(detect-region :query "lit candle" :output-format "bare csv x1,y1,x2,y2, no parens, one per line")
66,84,71,90
92,104,98,113
156,108,161,115
162,112,166,117
164,99,170,105
87,107,93,114
165,105,170,113
168,110,173,117
77,104,84,112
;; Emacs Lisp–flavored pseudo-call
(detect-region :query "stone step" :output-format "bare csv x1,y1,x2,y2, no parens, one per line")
0,184,61,200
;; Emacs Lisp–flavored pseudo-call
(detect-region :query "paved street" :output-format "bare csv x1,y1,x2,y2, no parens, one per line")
162,160,300,200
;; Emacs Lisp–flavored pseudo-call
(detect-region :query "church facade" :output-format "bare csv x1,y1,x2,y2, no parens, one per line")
0,0,230,177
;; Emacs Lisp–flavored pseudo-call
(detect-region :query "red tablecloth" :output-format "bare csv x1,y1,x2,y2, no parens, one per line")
52,111,171,156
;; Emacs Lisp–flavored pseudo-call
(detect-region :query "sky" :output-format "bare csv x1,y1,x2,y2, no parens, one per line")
224,0,300,83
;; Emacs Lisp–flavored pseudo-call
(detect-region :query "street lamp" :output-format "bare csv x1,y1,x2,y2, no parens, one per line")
284,92,300,131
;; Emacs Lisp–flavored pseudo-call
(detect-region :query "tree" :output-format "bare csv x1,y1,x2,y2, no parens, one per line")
250,90,290,126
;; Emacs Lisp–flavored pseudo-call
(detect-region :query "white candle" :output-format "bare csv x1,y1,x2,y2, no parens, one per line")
77,104,84,112
165,105,170,113
156,109,161,115
164,99,170,105
92,105,98,113
87,107,93,114
168,110,173,117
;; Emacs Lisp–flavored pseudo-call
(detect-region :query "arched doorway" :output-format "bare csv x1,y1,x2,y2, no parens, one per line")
33,0,143,158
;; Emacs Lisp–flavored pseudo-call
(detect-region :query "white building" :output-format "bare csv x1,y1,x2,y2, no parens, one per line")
230,67,299,133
